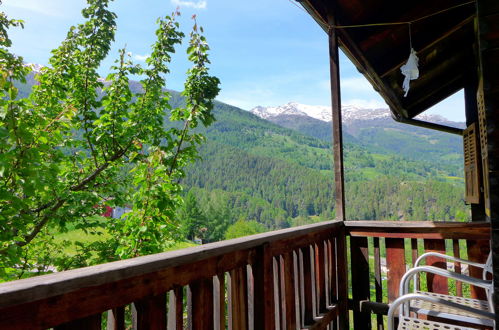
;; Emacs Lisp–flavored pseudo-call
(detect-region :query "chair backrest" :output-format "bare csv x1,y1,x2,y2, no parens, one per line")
483,251,492,280
482,251,494,313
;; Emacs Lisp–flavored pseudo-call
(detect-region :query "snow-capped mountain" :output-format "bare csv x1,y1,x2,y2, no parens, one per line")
250,102,453,125
24,63,45,73
251,102,333,122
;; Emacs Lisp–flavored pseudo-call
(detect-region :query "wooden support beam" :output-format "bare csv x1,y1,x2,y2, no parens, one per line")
328,19,346,221
395,117,463,135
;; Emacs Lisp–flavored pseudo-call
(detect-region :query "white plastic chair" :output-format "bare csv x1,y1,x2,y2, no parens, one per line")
397,251,494,327
388,293,494,330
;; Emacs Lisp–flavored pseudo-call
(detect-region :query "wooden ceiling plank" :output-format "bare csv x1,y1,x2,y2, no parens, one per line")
300,0,479,118
363,9,474,75
336,28,407,117
380,16,475,78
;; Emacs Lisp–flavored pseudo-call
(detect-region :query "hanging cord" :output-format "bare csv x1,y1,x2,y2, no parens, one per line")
327,0,476,29
408,22,412,49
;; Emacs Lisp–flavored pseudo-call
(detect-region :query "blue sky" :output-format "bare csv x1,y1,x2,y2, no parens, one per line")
3,0,465,121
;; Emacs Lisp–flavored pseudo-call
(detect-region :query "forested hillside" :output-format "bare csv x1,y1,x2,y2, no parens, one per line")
17,75,470,242
175,92,470,239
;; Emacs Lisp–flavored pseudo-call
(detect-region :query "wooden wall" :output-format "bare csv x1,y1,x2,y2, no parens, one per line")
477,0,499,323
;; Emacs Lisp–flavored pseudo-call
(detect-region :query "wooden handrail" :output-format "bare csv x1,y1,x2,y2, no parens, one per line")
0,220,344,329
0,220,492,329
345,221,490,239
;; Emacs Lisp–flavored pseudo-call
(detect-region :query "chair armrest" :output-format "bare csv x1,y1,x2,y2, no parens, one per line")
400,265,492,296
415,252,486,269
387,293,495,330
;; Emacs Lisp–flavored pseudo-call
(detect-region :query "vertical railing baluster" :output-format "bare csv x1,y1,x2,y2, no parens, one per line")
283,251,297,329
187,285,192,330
292,251,301,328
423,239,449,294
467,239,489,299
253,244,275,329
214,274,226,330
107,307,125,330
452,239,463,297
167,287,183,330
325,240,331,308
350,236,371,330
300,246,314,327
55,314,102,330
190,277,214,330
230,267,248,329
273,256,282,330
329,238,338,330
385,238,405,302
247,265,254,330
315,241,326,314
132,293,167,330
336,227,349,329
410,238,419,292
373,237,383,330
279,255,287,329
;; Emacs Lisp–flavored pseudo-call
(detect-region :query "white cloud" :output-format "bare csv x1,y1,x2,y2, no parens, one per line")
171,0,207,9
133,54,150,62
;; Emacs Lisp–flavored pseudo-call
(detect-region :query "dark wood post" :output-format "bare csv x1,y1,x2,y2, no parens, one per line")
328,19,346,221
350,237,370,330
336,226,349,329
476,0,499,323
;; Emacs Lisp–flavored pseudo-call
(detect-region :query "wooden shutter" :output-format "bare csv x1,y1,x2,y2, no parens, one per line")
463,123,481,204
477,79,490,215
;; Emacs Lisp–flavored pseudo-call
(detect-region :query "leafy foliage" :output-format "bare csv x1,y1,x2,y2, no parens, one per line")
225,220,265,240
0,2,219,279
179,100,469,229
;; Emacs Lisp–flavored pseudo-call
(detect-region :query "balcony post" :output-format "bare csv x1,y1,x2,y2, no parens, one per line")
328,16,345,222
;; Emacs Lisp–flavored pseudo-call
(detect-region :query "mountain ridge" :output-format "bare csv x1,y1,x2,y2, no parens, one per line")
14,70,470,229
250,102,464,127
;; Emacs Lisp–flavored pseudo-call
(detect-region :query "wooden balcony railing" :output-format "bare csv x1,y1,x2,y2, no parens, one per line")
0,220,348,330
0,220,490,329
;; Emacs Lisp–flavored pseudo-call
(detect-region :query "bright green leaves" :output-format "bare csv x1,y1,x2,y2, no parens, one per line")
0,1,219,279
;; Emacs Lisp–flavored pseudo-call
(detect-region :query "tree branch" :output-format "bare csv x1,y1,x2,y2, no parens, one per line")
1,144,133,255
